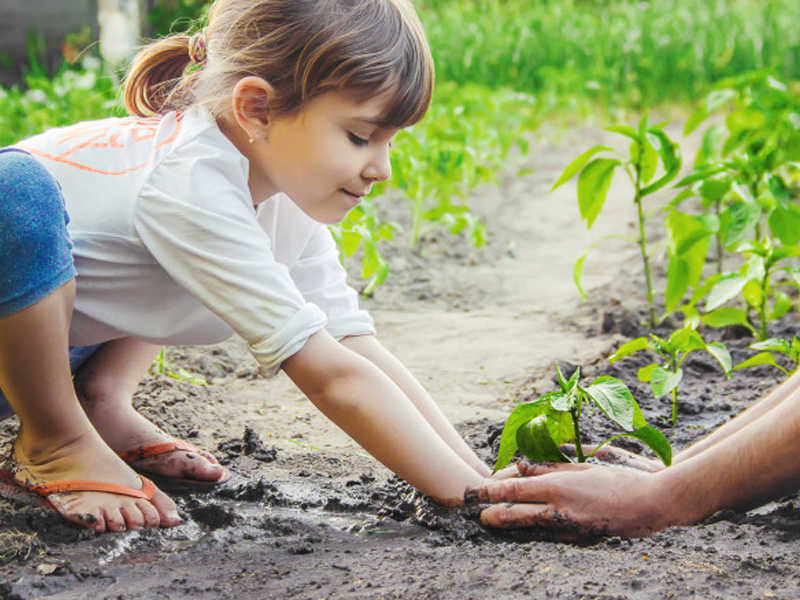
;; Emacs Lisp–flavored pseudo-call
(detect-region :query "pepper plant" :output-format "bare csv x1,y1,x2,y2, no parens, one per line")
697,240,800,341
733,336,800,377
553,115,681,328
680,72,800,248
609,327,732,426
493,364,671,471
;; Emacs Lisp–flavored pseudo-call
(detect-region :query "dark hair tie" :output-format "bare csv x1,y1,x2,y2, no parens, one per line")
188,31,207,65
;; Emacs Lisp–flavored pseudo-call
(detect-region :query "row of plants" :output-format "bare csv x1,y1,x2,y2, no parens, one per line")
421,0,800,109
496,71,800,469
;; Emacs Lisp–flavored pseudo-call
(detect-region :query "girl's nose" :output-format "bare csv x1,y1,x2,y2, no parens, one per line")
363,145,391,182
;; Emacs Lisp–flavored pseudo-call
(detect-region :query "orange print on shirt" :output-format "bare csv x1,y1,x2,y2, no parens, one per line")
20,114,183,176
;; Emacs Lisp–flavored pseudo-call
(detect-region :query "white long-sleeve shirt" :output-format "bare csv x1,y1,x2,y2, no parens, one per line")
15,107,375,375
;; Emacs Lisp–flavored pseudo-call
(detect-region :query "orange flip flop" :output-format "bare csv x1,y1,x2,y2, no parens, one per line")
0,466,155,514
118,438,229,492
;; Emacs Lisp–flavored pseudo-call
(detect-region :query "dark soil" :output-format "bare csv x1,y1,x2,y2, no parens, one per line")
3,126,800,599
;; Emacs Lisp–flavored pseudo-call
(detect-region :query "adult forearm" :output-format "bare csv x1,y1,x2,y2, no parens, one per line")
656,384,800,527
674,372,800,464
284,332,486,505
341,335,492,477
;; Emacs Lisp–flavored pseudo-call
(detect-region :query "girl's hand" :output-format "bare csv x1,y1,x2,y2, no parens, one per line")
560,444,664,472
489,464,523,480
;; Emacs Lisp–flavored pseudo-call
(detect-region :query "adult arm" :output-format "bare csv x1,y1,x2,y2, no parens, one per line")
283,330,488,506
340,334,491,477
475,381,800,538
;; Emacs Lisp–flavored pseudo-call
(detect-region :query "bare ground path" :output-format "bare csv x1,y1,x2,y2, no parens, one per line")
2,124,799,599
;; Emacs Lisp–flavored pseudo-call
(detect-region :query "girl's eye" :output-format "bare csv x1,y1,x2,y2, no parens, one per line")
348,132,369,147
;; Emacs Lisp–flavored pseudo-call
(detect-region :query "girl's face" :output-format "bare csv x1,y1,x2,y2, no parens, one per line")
250,89,398,224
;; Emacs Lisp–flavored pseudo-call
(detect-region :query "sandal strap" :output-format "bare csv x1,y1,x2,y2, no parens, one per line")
118,439,199,463
27,476,155,500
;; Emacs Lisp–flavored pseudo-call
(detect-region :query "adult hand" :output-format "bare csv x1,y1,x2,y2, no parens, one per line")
471,459,670,540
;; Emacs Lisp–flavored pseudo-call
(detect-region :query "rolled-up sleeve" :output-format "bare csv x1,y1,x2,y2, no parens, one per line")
290,223,375,340
133,139,327,376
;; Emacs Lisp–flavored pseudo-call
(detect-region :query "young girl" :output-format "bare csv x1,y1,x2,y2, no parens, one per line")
0,0,495,533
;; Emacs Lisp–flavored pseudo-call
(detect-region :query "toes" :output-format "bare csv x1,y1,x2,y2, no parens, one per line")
104,507,127,532
49,492,106,532
136,499,161,529
150,487,182,527
120,503,145,530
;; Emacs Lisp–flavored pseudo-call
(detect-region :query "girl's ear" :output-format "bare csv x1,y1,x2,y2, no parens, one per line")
230,76,274,141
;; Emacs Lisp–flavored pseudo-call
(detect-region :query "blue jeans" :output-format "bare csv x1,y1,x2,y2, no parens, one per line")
0,148,99,420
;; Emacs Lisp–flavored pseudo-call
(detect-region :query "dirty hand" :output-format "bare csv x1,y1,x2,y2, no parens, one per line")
470,459,668,540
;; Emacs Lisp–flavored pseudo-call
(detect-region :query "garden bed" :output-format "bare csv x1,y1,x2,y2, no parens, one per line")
2,125,799,600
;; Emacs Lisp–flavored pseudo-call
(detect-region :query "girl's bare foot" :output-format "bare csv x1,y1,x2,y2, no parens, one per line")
79,397,229,485
73,339,229,486
11,429,182,532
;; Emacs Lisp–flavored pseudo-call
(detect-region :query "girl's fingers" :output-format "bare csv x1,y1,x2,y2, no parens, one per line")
516,459,593,477
490,464,522,480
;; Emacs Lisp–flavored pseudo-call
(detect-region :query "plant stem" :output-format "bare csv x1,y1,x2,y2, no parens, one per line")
571,409,585,462
759,270,769,340
633,171,656,329
670,355,679,426
715,199,723,274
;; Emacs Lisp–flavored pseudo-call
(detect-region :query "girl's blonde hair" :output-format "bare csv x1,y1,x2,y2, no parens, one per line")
123,0,434,128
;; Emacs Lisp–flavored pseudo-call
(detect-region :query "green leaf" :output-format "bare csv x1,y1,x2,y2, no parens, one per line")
341,231,362,256
650,367,683,398
705,342,733,376
641,129,682,196
639,137,659,184
551,145,614,191
549,391,571,412
705,274,748,311
585,376,636,431
637,363,658,382
605,124,638,140
768,206,800,246
608,337,651,363
665,255,690,314
668,328,706,353
720,202,760,247
700,307,755,333
769,291,792,321
574,253,588,301
750,338,791,354
674,164,727,187
516,416,572,464
732,352,786,374
604,427,672,466
577,158,621,229
493,397,566,471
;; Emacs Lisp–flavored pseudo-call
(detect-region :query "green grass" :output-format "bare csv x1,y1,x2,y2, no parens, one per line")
419,0,800,108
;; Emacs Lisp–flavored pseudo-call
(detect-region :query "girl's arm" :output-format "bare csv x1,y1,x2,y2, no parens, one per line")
282,330,488,505
339,334,492,477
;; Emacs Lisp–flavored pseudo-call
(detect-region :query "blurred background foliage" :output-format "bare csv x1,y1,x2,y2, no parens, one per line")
0,0,797,291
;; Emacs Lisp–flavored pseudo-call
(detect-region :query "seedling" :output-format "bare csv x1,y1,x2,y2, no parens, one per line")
493,364,671,472
696,239,800,340
553,115,681,328
733,336,800,377
151,347,207,386
609,327,732,425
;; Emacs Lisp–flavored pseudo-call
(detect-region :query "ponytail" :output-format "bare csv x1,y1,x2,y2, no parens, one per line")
123,35,195,117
